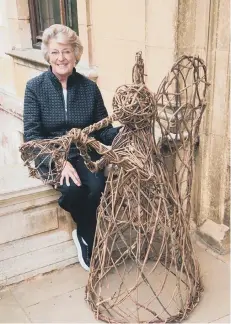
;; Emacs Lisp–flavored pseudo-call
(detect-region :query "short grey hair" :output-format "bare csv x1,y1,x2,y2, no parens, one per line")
41,24,83,63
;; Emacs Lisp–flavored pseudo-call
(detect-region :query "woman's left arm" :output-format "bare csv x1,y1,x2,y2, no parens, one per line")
92,84,121,145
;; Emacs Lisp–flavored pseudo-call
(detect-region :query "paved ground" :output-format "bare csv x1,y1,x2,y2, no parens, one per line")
0,241,229,323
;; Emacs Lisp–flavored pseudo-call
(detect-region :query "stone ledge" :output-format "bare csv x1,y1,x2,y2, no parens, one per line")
196,219,230,255
6,48,48,68
0,241,78,286
0,163,76,286
0,164,55,199
6,49,99,81
0,89,23,118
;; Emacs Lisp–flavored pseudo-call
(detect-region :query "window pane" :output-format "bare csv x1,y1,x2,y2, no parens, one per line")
37,0,61,34
65,0,79,34
29,0,79,47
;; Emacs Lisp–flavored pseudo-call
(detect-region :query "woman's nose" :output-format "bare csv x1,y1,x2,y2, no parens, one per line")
57,52,65,60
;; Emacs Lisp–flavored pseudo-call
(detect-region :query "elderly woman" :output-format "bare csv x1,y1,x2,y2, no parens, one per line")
23,24,120,271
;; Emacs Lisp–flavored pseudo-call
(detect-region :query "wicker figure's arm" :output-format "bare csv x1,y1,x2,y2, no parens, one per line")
68,115,118,172
20,115,116,182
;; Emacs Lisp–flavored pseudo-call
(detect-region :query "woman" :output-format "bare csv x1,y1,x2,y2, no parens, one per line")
23,24,120,271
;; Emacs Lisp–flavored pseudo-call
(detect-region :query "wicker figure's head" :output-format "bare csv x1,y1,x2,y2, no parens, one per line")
112,52,156,129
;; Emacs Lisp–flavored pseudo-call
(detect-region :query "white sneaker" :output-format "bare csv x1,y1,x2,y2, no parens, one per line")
72,229,90,271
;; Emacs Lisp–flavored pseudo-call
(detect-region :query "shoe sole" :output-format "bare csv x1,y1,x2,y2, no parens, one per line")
72,229,90,272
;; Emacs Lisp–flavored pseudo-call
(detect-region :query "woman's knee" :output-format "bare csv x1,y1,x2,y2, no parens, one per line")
57,180,85,199
57,180,87,212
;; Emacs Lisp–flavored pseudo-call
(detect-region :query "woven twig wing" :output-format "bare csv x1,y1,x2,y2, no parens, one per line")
154,55,209,214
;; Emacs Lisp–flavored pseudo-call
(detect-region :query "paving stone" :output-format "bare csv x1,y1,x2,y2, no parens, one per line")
187,247,230,323
0,288,30,323
210,314,230,323
11,264,89,308
24,287,103,323
0,246,229,323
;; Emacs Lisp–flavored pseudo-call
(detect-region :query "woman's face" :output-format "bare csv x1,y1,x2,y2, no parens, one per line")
48,39,76,79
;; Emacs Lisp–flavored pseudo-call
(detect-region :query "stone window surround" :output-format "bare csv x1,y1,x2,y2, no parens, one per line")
5,0,97,81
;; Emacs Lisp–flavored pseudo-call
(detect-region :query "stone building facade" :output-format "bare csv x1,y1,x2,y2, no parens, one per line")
0,0,229,285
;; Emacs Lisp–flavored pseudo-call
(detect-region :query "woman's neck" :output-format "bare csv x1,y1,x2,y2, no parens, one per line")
53,72,71,89
60,79,67,89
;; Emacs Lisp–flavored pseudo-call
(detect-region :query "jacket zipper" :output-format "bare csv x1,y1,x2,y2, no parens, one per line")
65,100,67,124
61,89,67,124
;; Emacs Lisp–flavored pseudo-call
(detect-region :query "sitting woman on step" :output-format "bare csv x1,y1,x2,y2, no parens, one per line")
23,24,120,271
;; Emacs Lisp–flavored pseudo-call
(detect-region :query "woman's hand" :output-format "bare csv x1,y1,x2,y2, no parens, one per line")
60,161,81,187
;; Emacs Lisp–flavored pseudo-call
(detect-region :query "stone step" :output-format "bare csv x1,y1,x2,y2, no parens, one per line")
0,239,78,286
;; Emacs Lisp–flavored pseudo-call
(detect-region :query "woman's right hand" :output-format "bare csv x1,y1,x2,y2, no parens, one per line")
60,161,81,187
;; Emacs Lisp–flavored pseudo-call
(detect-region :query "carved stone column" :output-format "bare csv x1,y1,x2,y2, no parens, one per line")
177,0,230,254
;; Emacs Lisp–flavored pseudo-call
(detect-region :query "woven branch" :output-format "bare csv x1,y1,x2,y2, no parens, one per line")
19,52,209,323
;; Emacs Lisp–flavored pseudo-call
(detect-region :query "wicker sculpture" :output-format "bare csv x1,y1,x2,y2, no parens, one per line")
20,53,209,323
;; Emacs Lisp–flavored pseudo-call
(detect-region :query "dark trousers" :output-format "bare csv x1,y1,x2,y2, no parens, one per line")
56,156,106,250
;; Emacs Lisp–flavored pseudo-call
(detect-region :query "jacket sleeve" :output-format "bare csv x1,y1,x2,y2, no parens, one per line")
23,82,51,167
24,81,45,142
92,84,120,145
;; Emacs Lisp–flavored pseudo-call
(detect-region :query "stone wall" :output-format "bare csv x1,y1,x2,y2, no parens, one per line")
176,0,230,253
91,0,178,113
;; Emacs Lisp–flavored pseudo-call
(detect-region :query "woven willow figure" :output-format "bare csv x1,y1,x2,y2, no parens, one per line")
20,53,209,323
80,54,208,323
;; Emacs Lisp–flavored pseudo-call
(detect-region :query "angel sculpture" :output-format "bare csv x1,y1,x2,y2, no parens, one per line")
20,53,209,323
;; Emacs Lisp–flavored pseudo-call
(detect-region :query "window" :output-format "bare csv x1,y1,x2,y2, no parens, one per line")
28,0,79,49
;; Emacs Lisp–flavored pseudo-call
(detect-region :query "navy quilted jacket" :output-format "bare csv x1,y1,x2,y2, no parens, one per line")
23,67,119,165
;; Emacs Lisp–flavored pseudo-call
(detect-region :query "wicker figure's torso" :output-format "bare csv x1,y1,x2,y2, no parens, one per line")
86,126,201,323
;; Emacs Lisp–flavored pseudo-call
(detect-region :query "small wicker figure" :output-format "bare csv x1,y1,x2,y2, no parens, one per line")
20,54,209,323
